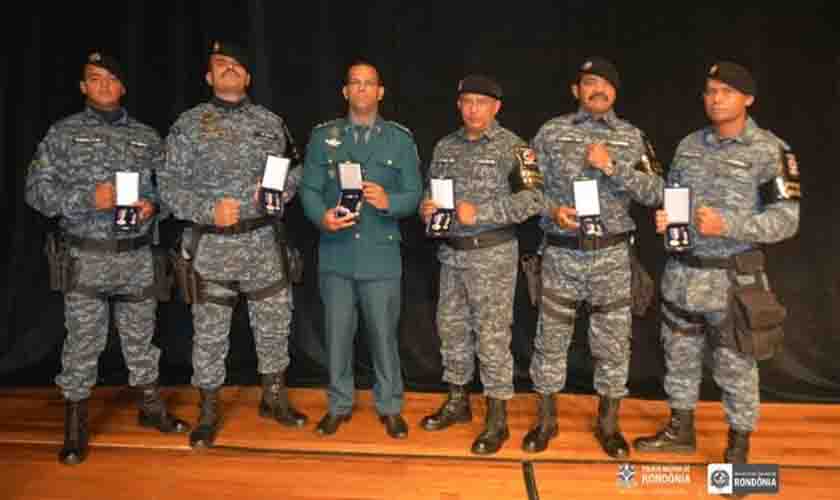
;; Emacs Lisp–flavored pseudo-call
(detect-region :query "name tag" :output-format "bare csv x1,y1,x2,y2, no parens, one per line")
73,136,102,144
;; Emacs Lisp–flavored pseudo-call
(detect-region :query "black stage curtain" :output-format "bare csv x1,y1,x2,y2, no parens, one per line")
3,2,838,403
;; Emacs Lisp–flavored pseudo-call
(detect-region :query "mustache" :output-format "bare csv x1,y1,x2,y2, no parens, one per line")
588,93,609,100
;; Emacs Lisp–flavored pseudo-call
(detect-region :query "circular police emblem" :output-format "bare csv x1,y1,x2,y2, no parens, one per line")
709,64,719,76
582,61,593,71
213,41,221,53
88,52,102,63
711,469,730,489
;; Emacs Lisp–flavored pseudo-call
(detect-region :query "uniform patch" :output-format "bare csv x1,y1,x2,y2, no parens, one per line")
782,152,799,178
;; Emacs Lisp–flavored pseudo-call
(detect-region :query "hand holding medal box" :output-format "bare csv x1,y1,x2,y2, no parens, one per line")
114,171,139,232
573,177,604,239
426,178,455,238
261,155,290,216
335,161,364,218
664,184,692,252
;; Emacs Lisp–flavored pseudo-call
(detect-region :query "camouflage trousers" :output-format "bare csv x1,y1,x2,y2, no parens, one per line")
530,243,632,398
661,306,759,432
56,248,159,402
191,279,292,390
437,240,517,400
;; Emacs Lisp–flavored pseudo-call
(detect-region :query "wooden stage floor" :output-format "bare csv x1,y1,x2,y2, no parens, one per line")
0,386,837,499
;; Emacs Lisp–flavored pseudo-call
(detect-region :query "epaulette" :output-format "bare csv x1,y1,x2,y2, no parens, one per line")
314,118,343,130
387,120,413,137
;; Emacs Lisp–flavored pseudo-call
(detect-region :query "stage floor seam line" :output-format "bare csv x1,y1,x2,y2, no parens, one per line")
6,439,837,471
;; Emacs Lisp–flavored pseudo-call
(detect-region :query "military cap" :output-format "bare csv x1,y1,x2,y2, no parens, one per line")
578,56,620,90
84,52,126,85
458,74,503,100
707,61,756,96
209,40,250,72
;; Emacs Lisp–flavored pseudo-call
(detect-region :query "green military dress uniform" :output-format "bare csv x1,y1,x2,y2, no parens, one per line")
300,116,422,416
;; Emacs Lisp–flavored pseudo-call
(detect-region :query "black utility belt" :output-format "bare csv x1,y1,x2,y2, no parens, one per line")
447,227,516,251
197,216,274,236
671,249,761,270
545,232,629,252
64,232,152,253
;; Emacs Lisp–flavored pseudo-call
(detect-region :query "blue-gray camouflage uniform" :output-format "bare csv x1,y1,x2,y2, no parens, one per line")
659,117,799,432
429,121,544,400
25,106,163,402
160,97,301,390
531,109,661,399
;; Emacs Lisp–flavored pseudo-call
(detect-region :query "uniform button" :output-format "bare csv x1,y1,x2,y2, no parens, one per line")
355,233,360,239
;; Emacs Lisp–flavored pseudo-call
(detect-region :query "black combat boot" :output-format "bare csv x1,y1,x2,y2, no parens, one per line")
258,372,307,427
420,384,472,431
58,398,89,465
724,428,751,464
471,397,509,455
594,396,629,459
189,388,221,449
137,383,189,433
633,408,697,453
522,393,558,453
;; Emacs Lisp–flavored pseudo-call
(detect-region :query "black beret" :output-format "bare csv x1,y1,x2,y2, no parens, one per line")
707,61,756,96
458,74,503,100
84,52,126,85
578,57,621,90
209,40,250,72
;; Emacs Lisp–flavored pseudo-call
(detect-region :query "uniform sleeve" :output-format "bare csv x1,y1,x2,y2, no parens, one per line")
25,129,93,218
160,124,216,224
720,147,799,243
531,127,559,217
475,144,545,225
140,133,163,207
299,131,330,229
608,131,664,207
382,133,422,218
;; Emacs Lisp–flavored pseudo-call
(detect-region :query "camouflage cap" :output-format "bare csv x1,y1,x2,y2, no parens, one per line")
209,40,250,72
707,61,756,96
84,52,126,85
578,56,620,90
458,74,503,100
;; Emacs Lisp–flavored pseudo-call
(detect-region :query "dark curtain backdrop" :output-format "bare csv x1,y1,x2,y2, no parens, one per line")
3,2,839,403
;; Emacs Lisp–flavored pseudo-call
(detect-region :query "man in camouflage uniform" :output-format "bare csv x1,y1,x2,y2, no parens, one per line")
527,58,662,458
301,61,421,439
25,52,188,465
635,62,799,468
160,41,306,449
419,75,544,455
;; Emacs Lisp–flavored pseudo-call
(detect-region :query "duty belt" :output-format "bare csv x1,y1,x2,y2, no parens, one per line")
198,216,274,236
447,227,516,251
545,232,629,251
671,253,742,270
64,232,152,253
